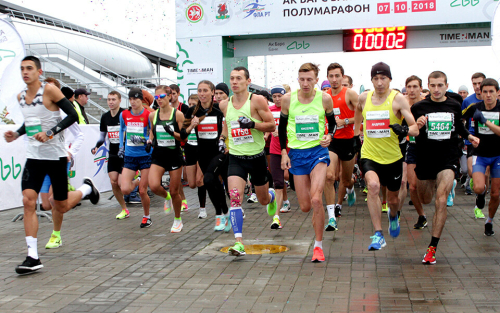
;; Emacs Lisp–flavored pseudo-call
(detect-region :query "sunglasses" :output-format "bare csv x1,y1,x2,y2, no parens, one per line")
154,93,170,100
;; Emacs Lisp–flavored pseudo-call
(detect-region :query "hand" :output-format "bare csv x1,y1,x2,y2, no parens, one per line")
4,130,19,143
91,147,98,155
389,124,409,137
163,124,175,136
469,135,480,148
238,116,255,129
336,118,345,128
67,151,72,162
191,116,200,127
130,135,146,145
417,116,427,129
264,132,270,140
354,135,361,153
33,132,49,143
118,146,125,158
281,153,291,170
272,130,279,137
473,109,487,124
320,134,331,148
218,137,227,154
145,139,152,153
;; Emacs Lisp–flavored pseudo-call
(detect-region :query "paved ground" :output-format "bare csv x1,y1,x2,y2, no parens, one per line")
0,184,500,313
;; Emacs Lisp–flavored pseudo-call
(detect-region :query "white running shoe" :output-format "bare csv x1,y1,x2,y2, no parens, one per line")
198,208,207,219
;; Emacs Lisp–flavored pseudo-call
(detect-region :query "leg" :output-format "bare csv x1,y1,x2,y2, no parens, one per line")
294,174,312,213
168,168,183,218
397,162,408,211
109,172,127,210
138,169,150,216
185,164,198,189
488,178,500,219
324,151,339,206
417,179,436,205
310,163,328,241
365,171,383,231
120,168,140,195
228,176,247,243
149,164,168,198
339,158,356,206
22,190,39,238
431,170,454,238
408,163,425,216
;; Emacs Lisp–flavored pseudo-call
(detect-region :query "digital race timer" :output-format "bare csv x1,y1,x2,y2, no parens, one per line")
343,27,407,52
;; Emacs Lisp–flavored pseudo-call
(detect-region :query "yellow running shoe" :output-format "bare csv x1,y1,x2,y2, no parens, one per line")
116,209,130,219
45,234,62,249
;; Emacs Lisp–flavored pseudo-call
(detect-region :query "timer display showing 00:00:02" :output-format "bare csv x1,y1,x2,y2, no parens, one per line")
343,27,407,52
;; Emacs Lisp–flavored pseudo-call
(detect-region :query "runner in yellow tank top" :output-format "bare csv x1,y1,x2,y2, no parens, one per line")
354,62,418,252
279,63,337,263
218,66,277,257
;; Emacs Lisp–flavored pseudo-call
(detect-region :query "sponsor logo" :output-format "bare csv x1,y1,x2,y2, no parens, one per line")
186,3,204,23
216,2,230,20
93,145,109,177
287,40,310,51
243,0,270,18
0,157,21,181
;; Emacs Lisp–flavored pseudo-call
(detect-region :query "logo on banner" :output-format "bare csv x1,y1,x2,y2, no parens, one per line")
0,157,21,181
243,0,269,18
93,146,109,177
186,3,204,23
216,2,230,19
287,40,310,51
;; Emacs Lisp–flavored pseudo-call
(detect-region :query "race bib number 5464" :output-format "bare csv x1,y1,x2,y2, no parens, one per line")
427,112,452,140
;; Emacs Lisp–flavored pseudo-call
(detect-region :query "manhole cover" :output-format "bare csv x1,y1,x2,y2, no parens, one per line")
220,244,289,255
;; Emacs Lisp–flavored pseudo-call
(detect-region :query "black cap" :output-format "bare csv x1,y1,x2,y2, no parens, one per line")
371,62,392,80
215,82,230,97
61,87,74,99
128,87,144,100
74,88,91,97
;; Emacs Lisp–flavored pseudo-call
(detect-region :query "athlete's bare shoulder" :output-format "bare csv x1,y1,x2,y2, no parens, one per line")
393,92,410,110
251,93,268,110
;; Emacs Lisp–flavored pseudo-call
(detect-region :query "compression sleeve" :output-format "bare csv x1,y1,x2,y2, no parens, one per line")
50,97,78,135
326,110,337,134
16,123,26,136
456,111,471,139
95,131,107,148
180,128,189,140
279,112,288,151
119,114,125,149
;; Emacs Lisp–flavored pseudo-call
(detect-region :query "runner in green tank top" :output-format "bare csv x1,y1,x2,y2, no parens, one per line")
279,63,337,263
218,66,277,257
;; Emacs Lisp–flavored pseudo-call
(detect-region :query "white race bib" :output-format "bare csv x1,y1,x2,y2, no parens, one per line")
107,126,120,144
295,115,320,141
198,116,218,139
365,111,390,138
126,126,144,146
478,111,499,135
156,124,175,147
230,120,254,145
427,112,452,140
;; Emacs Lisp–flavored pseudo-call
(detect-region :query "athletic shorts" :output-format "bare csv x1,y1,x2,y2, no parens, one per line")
228,151,268,186
473,155,500,178
360,158,403,192
184,144,198,166
264,146,270,156
415,154,459,181
151,150,184,172
399,141,408,160
22,157,68,201
466,145,475,158
289,145,330,176
328,138,356,161
40,162,71,193
405,144,417,165
124,155,152,171
107,155,124,174
269,154,285,189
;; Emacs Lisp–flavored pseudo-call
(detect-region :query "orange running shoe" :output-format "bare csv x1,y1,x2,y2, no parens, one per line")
422,246,436,265
311,247,325,262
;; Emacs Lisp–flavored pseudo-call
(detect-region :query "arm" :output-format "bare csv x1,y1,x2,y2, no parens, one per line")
485,120,500,136
253,95,276,133
119,113,125,149
66,122,84,157
174,111,185,142
278,94,291,170
148,113,154,143
46,84,78,136
395,94,418,137
92,131,107,154
354,92,366,136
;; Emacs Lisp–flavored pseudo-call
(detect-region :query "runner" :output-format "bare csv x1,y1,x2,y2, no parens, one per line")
280,63,337,262
183,80,231,231
404,75,428,229
148,85,185,232
4,56,78,274
268,85,290,229
342,75,353,89
215,83,230,102
321,80,331,92
458,85,469,100
462,78,500,236
354,62,418,251
92,91,129,219
323,63,359,231
118,88,153,228
218,66,277,257
462,73,487,217
412,71,479,264
185,94,207,219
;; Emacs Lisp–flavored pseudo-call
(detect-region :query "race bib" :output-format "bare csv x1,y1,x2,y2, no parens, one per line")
333,107,343,129
272,112,280,126
187,128,197,146
25,118,42,137
197,116,218,139
478,111,499,135
156,124,175,147
295,115,319,141
230,120,254,145
126,126,145,146
107,126,120,144
366,111,390,138
427,112,452,140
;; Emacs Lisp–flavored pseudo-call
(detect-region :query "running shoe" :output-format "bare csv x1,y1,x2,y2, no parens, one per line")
343,193,348,201
422,246,436,265
68,182,75,192
270,215,282,230
469,178,474,191
476,192,486,210
311,247,325,262
116,209,130,220
140,217,152,228
368,232,386,251
247,193,258,203
267,188,277,216
485,223,495,236
347,189,356,207
325,217,338,231
474,207,485,219
447,179,457,207
280,202,291,213
164,192,173,215
414,216,427,229
15,256,43,275
228,242,246,256
242,208,245,219
134,170,141,180
45,234,62,249
83,177,100,205
198,208,207,219
171,219,183,233
381,202,388,212
214,216,225,231
181,201,188,212
388,209,400,238
363,187,368,194
334,204,342,218
128,194,141,204
224,216,232,233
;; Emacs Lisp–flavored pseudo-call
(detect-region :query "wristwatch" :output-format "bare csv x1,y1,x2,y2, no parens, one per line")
344,118,349,125
46,130,54,138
